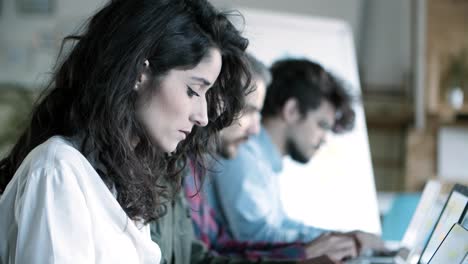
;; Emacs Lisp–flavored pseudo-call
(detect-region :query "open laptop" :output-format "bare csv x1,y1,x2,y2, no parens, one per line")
346,181,444,264
348,182,468,264
417,184,468,264
399,181,445,254
426,223,468,264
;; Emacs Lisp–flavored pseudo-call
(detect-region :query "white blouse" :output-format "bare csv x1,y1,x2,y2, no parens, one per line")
0,136,161,264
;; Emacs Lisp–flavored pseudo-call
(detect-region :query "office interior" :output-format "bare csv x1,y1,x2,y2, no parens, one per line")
0,0,467,242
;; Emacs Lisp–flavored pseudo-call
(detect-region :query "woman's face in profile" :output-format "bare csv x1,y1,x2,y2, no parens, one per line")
136,48,222,153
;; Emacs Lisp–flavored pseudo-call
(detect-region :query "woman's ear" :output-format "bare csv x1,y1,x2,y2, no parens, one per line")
134,60,151,91
281,98,301,123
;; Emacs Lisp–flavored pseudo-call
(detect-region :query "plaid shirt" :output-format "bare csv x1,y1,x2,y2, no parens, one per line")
184,163,307,261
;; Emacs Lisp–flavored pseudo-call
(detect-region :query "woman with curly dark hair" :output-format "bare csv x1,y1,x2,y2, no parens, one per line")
0,0,251,263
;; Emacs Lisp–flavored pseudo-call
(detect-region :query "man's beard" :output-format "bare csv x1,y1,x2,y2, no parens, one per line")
217,142,234,159
217,136,249,159
286,139,311,164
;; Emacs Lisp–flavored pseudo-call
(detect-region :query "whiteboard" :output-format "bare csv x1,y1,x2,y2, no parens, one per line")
238,8,381,234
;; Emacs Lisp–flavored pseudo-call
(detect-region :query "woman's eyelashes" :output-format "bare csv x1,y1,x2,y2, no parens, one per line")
186,86,200,98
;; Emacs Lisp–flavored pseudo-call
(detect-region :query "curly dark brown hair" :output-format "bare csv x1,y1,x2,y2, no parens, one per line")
0,0,251,224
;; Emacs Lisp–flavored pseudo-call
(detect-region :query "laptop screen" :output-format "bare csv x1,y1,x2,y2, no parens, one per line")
462,253,468,264
401,180,442,250
461,207,468,229
427,224,468,264
419,184,468,264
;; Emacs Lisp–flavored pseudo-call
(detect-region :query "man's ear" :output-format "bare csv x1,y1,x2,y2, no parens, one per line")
281,98,301,123
134,60,152,91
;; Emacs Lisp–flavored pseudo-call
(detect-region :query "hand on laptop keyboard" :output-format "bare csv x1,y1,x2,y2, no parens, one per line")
304,233,359,262
346,230,387,255
299,255,341,264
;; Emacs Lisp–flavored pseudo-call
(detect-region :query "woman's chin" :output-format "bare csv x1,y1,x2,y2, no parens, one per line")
164,141,182,154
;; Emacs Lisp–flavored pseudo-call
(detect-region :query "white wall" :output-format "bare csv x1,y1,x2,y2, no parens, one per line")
212,0,412,89
360,0,412,88
438,126,468,183
211,0,365,47
0,0,412,91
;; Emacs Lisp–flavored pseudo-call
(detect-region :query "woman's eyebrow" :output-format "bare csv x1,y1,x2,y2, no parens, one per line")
191,76,211,86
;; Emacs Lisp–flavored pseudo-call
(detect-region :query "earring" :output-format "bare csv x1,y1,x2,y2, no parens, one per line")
134,60,149,91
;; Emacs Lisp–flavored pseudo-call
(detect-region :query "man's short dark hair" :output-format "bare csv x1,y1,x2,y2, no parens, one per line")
246,53,272,86
261,58,355,133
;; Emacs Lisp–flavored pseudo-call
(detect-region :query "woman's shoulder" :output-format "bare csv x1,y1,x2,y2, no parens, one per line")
20,136,89,178
3,136,96,201
30,135,84,162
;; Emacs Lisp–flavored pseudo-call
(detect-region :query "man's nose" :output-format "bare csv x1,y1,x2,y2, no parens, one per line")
247,114,261,136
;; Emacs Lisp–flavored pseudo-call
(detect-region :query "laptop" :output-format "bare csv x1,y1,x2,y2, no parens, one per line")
400,181,445,253
426,223,468,264
346,181,444,264
417,183,468,264
347,182,468,264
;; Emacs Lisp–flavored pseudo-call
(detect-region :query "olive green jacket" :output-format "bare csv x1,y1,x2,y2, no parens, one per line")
150,189,296,264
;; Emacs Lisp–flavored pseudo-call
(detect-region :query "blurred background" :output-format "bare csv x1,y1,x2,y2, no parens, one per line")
0,0,467,239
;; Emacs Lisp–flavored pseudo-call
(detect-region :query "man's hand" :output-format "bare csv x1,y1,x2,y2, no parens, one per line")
303,233,358,262
298,255,341,264
346,230,386,254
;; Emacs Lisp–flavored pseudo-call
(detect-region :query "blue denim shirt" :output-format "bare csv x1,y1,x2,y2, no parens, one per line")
209,126,327,243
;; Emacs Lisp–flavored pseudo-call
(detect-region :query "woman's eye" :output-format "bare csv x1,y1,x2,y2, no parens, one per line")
186,86,200,98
